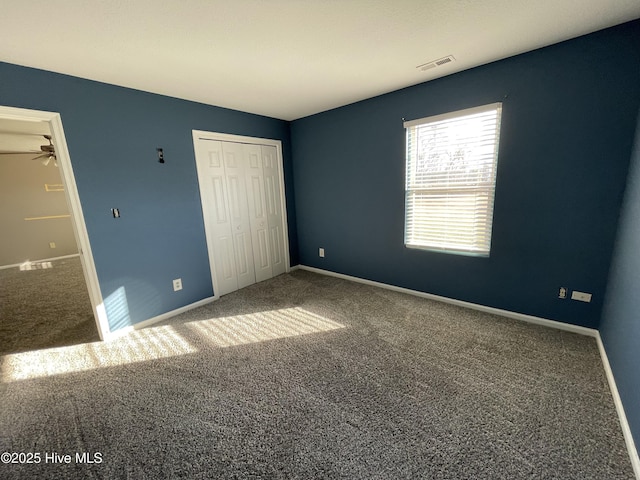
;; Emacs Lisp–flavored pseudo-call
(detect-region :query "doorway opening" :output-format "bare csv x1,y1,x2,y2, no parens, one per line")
0,106,110,353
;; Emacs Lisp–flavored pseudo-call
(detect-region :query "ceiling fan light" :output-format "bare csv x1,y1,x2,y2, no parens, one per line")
53,156,58,167
41,156,50,166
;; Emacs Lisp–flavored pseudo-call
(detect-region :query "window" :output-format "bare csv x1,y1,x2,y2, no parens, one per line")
404,103,502,256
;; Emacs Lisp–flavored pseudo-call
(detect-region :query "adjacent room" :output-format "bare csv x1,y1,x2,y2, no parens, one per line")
1,1,639,479
0,118,99,354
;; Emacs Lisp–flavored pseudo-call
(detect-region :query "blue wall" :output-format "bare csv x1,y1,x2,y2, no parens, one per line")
601,107,640,456
0,62,298,331
291,21,640,328
1,23,639,334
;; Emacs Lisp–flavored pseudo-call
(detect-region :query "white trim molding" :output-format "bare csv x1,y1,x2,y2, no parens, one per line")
596,334,640,479
106,296,217,339
298,265,597,337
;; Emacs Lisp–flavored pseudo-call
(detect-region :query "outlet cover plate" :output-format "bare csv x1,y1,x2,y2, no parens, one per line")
571,291,592,302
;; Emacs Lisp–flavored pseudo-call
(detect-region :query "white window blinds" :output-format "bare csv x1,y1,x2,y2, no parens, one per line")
404,103,502,256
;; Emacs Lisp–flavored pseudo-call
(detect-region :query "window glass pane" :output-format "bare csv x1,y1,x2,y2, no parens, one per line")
404,103,502,256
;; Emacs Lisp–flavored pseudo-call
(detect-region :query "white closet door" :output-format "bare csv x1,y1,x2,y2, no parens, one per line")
196,140,238,296
244,143,272,283
221,142,256,290
194,132,288,299
261,145,286,276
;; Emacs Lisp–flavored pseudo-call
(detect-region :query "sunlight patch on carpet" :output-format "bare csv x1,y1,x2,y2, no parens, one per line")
184,306,345,347
1,307,344,382
1,325,196,382
19,260,53,270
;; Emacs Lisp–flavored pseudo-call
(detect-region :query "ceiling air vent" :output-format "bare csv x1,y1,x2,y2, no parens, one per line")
417,55,455,72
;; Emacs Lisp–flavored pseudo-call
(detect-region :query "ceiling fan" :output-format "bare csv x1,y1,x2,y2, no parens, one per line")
0,133,57,166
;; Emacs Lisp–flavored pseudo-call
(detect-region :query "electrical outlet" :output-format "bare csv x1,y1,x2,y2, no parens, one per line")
173,278,182,291
558,287,567,299
49,242,56,249
319,248,325,258
571,291,592,303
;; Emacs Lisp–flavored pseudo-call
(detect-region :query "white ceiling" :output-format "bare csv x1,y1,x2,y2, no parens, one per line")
1,1,639,121
0,119,51,153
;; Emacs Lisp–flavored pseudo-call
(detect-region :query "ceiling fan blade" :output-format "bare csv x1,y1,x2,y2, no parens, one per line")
0,131,51,137
0,150,43,155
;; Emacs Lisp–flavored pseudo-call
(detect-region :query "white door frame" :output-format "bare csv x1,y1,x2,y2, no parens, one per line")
192,130,291,299
0,105,110,340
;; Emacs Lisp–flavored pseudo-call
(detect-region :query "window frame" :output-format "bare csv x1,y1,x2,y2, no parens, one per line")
403,102,503,257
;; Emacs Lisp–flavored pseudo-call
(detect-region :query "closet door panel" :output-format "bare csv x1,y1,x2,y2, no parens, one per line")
222,142,256,290
196,140,238,296
261,145,286,276
244,144,272,283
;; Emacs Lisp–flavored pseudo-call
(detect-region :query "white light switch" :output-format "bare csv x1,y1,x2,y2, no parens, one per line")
319,248,325,258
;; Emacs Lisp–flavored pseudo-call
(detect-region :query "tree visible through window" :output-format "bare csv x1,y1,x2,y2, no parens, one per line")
404,103,502,256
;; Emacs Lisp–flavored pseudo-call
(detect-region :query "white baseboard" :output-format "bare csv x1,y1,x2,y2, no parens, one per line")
105,296,217,340
0,253,80,270
297,265,597,337
297,265,638,476
596,334,640,479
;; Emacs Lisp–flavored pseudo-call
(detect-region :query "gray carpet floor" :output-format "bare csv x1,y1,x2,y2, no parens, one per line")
0,256,100,355
0,269,634,479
